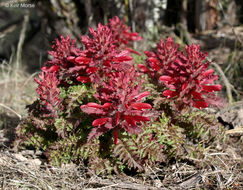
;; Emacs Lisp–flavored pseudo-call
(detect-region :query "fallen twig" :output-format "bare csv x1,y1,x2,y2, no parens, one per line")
85,179,162,190
226,127,243,134
208,59,233,104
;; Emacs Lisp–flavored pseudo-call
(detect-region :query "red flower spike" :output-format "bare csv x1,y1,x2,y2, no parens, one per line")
79,22,135,84
202,85,222,92
114,128,118,145
103,60,112,67
159,76,173,83
41,66,48,72
81,67,152,143
174,58,185,66
75,57,91,64
49,65,59,72
86,67,98,74
140,37,179,82
163,90,178,98
87,102,103,108
134,91,150,101
191,91,202,99
102,103,112,109
182,83,188,91
148,57,159,64
124,115,150,122
41,65,59,73
34,72,63,119
150,62,160,71
144,51,155,57
46,36,82,74
77,76,90,83
86,102,111,109
142,37,222,109
202,69,214,77
112,56,133,62
108,16,142,49
193,101,208,109
137,64,151,73
131,103,152,110
124,116,137,126
80,105,106,115
115,112,120,126
125,47,141,55
92,118,110,127
67,56,76,62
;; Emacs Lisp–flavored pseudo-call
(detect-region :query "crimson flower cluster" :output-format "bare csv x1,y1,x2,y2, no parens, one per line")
139,37,222,109
81,67,152,144
108,16,142,54
41,19,141,85
77,23,134,84
42,35,82,74
34,16,147,143
35,72,63,118
138,37,178,82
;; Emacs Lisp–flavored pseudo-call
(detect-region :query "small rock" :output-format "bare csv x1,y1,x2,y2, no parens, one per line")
0,155,8,165
13,153,42,169
153,179,163,188
238,109,243,121
61,162,76,169
35,150,43,156
14,153,28,162
21,150,35,156
29,158,42,169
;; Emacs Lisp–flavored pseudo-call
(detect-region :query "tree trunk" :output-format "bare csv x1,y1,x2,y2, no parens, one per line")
195,0,206,32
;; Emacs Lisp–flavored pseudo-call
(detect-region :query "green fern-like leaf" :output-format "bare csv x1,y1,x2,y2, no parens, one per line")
15,116,57,151
114,133,143,171
89,157,113,175
132,129,167,165
64,84,95,117
148,113,186,158
47,135,98,166
179,111,224,144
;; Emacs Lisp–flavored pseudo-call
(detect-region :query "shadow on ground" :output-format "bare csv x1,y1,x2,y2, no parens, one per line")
0,113,20,148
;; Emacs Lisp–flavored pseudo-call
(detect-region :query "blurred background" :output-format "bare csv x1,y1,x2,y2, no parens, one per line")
0,0,243,125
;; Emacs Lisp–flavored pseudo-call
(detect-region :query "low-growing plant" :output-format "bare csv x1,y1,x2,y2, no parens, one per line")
138,37,224,111
15,16,225,174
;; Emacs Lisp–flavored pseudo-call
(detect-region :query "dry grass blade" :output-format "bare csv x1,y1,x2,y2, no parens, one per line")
0,59,37,118
225,127,243,134
0,103,22,120
84,179,162,190
16,9,29,71
0,151,166,190
178,173,202,189
0,151,86,190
